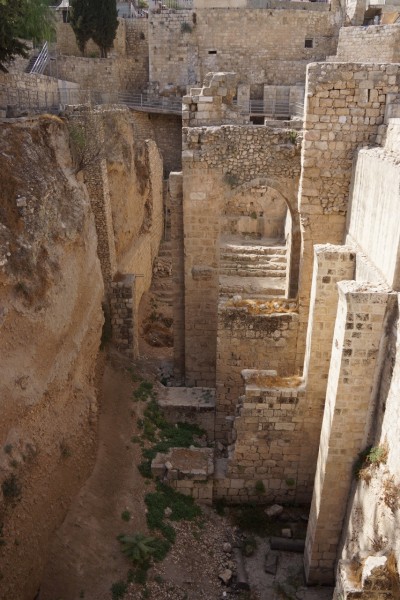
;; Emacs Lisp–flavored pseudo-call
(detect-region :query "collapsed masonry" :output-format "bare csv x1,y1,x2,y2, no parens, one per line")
154,60,400,596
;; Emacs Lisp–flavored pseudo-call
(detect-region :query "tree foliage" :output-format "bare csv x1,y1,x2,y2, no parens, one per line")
69,0,94,55
70,0,118,58
91,0,118,58
0,0,55,72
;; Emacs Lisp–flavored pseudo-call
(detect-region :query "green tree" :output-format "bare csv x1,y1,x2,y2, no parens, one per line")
18,0,55,45
70,0,95,55
91,0,118,58
0,0,55,72
0,0,29,72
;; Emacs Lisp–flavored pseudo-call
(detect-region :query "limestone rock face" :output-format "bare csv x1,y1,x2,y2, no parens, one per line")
0,116,104,600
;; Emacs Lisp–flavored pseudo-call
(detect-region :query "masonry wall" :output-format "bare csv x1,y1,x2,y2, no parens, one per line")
131,112,182,174
347,146,400,290
215,381,313,504
296,62,400,370
0,73,79,111
148,7,340,92
305,281,393,584
215,306,299,442
330,25,400,63
182,124,301,386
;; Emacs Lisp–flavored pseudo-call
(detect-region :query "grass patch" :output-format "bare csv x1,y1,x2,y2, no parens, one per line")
121,510,131,522
136,398,206,480
133,381,155,402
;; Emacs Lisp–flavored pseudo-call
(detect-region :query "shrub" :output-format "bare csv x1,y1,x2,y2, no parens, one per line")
111,580,127,599
180,21,192,33
2,474,22,502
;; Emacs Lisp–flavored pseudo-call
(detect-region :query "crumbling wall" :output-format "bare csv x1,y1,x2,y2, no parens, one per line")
215,306,299,442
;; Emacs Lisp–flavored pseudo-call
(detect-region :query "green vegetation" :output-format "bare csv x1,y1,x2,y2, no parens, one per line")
136,397,205,478
110,580,127,600
121,510,131,522
180,21,192,33
132,381,155,402
254,480,266,495
70,0,118,57
0,0,55,72
354,444,388,480
3,445,12,455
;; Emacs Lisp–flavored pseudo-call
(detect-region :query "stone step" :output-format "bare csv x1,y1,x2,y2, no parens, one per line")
221,244,286,256
219,275,286,298
220,258,286,268
220,253,286,264
220,268,286,278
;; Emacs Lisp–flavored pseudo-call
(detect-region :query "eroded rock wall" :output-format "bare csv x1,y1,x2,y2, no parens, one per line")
0,116,104,599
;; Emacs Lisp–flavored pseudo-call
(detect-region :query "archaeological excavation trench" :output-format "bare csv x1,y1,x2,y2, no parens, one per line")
2,2,400,599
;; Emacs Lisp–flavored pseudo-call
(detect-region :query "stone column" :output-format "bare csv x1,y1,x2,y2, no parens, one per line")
305,281,393,585
298,245,356,495
169,172,185,382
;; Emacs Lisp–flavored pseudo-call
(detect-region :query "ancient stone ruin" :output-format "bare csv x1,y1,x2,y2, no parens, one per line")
1,0,400,598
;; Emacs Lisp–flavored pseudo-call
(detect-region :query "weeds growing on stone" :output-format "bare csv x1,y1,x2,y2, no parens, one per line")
382,476,400,512
354,443,388,481
137,398,206,478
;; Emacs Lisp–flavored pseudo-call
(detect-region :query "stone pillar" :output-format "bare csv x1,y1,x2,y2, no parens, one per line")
305,281,393,585
298,245,356,495
170,172,185,382
110,274,136,357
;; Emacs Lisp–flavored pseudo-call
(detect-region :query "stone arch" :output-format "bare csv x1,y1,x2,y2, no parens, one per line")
221,176,301,298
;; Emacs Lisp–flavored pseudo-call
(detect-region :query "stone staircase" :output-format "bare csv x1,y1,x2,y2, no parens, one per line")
151,239,173,307
219,238,287,298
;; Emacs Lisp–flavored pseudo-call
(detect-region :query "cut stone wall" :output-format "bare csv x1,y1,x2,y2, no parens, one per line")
305,281,394,585
330,25,400,63
170,172,185,381
148,7,340,92
55,54,148,95
215,305,299,443
181,120,301,386
347,124,400,289
296,62,400,370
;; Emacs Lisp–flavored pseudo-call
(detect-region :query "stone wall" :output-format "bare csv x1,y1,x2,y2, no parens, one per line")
55,17,148,58
55,54,148,95
347,125,400,289
131,112,182,174
181,121,301,386
296,62,400,370
215,375,311,504
330,25,400,63
148,7,340,92
305,281,394,584
110,274,136,356
215,305,299,442
0,73,79,112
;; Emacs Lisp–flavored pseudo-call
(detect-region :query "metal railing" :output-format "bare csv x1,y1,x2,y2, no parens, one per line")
116,91,182,113
1,84,304,120
29,42,50,74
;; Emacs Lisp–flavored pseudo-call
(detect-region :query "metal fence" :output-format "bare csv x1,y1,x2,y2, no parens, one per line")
1,85,304,120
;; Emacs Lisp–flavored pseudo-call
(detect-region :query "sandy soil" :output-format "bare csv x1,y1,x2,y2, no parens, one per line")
38,356,149,600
